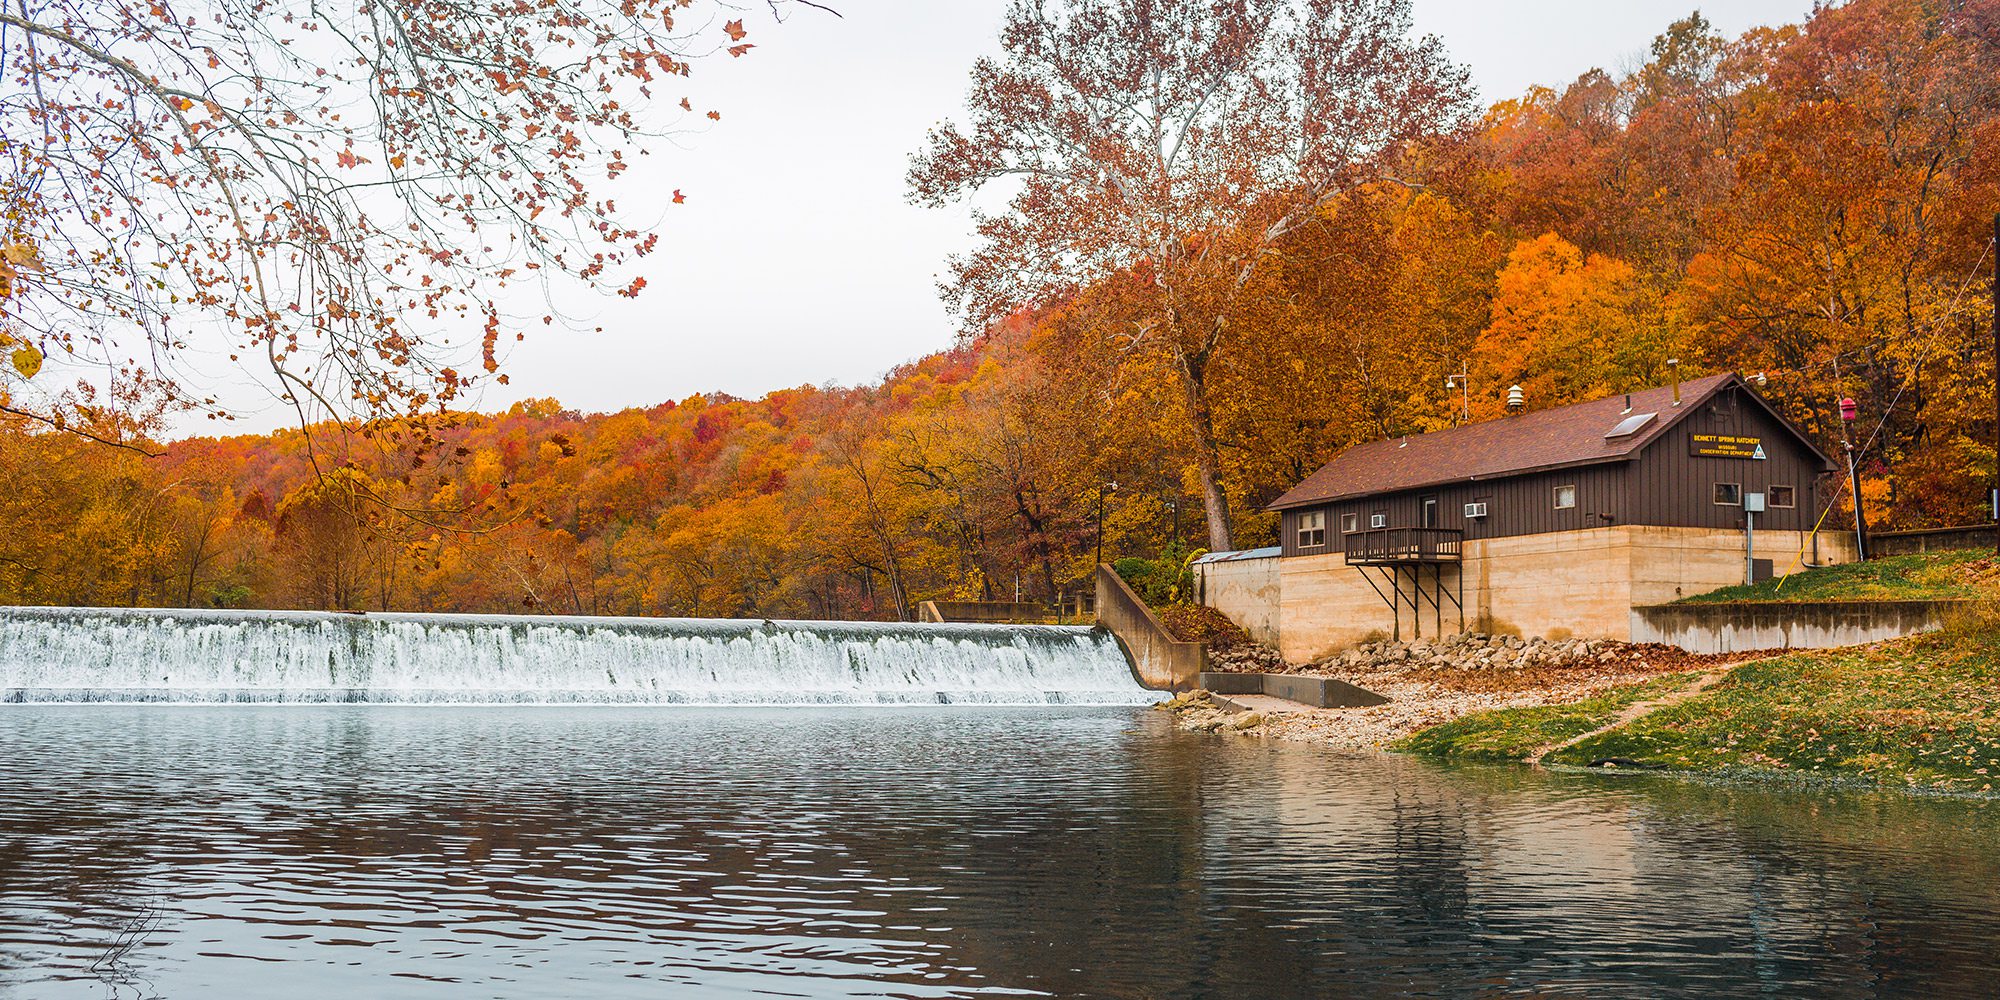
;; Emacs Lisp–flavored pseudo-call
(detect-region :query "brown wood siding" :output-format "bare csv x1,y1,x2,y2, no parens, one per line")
1274,384,1833,557
1279,464,1629,556
1625,385,1830,532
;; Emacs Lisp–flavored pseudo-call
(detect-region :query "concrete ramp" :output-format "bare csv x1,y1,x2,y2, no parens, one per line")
1199,671,1390,708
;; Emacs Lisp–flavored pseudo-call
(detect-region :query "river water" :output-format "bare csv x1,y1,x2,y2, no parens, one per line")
1,706,1995,999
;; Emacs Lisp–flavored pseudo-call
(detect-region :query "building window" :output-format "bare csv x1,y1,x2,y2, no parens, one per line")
1340,512,1359,533
1297,511,1326,548
1553,484,1577,510
1769,485,1796,508
1370,512,1387,529
1714,482,1742,506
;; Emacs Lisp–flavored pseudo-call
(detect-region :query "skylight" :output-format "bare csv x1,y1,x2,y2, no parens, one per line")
1605,412,1657,439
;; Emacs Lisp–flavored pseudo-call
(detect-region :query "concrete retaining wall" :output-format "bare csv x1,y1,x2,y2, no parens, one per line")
1870,525,1996,557
1630,600,1983,654
1095,565,1207,691
1193,550,1282,646
916,601,1051,624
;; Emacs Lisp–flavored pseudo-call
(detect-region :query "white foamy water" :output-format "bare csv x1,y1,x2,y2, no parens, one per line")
0,607,1157,705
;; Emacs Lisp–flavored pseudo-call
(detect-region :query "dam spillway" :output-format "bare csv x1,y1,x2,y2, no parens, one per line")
0,607,1157,706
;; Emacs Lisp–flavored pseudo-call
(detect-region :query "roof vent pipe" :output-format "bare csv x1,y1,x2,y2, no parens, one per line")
1668,359,1682,406
1505,385,1525,412
1622,394,1632,414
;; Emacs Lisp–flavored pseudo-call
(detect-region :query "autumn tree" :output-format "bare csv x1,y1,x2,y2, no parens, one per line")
0,0,819,444
1216,186,1497,506
1680,0,2000,525
911,0,1474,551
273,467,391,609
5,0,1998,617
1469,232,1672,416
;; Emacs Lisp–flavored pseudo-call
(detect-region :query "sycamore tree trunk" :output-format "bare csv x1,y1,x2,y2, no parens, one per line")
1174,349,1235,553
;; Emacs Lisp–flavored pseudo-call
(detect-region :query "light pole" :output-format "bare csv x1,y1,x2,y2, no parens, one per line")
1839,396,1869,562
1094,480,1118,568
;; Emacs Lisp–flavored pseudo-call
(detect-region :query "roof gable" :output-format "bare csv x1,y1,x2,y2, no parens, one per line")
1268,373,1825,511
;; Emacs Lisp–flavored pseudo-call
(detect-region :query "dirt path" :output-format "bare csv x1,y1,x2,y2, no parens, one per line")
1522,668,1737,766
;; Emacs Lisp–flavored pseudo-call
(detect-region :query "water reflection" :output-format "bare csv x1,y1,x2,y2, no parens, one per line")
0,707,1994,998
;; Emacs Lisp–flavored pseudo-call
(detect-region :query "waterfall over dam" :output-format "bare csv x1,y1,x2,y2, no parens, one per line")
0,607,1157,706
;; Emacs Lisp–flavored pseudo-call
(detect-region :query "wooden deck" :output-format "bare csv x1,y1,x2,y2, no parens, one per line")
1343,528,1464,565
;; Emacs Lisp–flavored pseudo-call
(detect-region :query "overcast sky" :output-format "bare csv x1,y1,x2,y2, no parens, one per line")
209,1,1818,432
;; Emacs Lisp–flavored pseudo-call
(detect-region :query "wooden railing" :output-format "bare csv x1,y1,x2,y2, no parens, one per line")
1343,527,1464,565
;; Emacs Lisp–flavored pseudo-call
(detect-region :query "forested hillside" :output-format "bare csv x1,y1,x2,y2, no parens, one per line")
2,1,1996,618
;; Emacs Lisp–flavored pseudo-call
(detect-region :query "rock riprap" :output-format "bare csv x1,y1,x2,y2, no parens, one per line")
1309,633,1647,673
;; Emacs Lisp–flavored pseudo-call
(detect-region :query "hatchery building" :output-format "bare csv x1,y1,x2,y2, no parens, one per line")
1196,373,1856,662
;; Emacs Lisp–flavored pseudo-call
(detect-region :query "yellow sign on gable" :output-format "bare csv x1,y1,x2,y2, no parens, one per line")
1690,433,1767,460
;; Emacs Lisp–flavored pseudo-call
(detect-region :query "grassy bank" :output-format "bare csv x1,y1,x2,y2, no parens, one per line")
1677,549,1997,603
1398,616,2000,794
1390,673,1696,762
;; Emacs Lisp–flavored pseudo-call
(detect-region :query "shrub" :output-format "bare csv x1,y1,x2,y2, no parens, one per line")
1113,541,1203,605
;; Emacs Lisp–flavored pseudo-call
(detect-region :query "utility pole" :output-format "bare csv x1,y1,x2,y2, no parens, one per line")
1445,372,1470,424
1840,396,1869,562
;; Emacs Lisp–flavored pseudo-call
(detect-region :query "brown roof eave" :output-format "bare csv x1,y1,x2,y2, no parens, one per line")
1263,453,1637,511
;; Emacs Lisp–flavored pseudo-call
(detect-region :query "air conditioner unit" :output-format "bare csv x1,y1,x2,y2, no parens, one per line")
1463,502,1489,519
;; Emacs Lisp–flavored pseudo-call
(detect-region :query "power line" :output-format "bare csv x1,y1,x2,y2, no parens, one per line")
1853,235,1999,464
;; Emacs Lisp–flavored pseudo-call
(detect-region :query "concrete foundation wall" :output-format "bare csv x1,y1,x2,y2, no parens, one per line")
1276,552,1398,662
1627,526,1849,606
1468,530,1634,642
1631,600,1976,653
1253,526,1859,662
1193,556,1281,646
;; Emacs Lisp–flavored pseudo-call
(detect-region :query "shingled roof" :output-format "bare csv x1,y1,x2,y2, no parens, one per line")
1268,373,1825,511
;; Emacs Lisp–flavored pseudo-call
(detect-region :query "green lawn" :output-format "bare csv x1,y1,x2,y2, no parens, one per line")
1391,674,1697,763
1677,549,1999,604
1540,616,2000,792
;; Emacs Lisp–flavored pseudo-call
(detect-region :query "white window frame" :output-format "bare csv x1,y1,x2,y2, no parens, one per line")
1340,512,1359,533
1768,485,1796,508
1369,512,1387,529
1296,510,1327,549
1553,484,1577,510
1714,482,1742,506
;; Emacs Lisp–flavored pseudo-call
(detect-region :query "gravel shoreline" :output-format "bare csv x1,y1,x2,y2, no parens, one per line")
1164,634,1762,751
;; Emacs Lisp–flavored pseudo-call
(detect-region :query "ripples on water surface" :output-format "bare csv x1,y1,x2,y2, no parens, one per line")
1,707,1996,998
